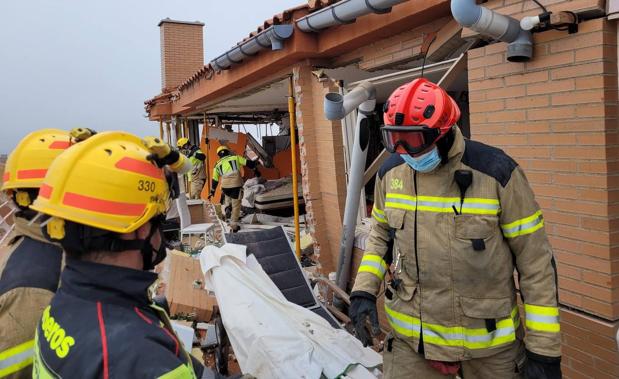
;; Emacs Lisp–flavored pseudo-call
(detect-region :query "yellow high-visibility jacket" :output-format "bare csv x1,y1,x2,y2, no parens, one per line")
352,126,561,361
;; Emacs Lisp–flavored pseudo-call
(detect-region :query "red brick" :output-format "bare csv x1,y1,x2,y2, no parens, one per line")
485,62,525,78
582,270,618,288
484,85,526,99
528,159,577,172
525,50,574,70
505,95,549,110
507,146,552,159
576,103,607,118
557,262,583,279
552,90,605,106
504,70,549,86
559,289,583,308
485,110,526,123
553,199,607,219
554,224,610,245
576,75,617,90
552,62,607,80
580,297,615,319
527,79,575,95
555,147,607,160
468,67,484,81
469,53,504,69
528,106,575,121
469,77,504,91
549,31,606,54
552,119,608,133
581,216,612,232
555,251,612,274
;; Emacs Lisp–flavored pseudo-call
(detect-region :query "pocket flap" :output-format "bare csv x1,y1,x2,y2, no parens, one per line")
460,296,513,319
385,209,405,229
455,215,496,240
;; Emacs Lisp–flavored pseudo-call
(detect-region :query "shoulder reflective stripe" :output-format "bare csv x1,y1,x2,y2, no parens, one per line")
0,339,34,377
501,210,544,238
358,254,388,280
157,363,196,379
524,304,560,333
33,333,58,379
385,194,500,215
371,206,387,224
384,304,518,349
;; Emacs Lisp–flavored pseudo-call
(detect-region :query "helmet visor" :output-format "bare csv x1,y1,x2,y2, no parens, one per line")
381,125,441,155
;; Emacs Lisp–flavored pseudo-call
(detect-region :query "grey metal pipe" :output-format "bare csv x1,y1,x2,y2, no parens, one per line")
210,25,294,71
297,0,407,32
450,0,532,61
324,81,376,290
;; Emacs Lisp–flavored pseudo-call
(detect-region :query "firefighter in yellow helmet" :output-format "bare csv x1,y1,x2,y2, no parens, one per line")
28,132,208,378
177,137,206,199
0,127,95,378
209,145,260,232
349,79,561,379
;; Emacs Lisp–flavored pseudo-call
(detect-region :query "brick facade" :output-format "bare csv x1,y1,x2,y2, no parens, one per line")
159,19,204,91
293,63,348,273
468,13,618,378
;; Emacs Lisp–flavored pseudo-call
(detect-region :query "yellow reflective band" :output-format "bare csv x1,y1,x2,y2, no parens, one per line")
385,304,518,350
372,206,388,224
524,304,560,333
385,194,500,215
501,210,544,238
0,339,35,377
158,363,196,379
358,254,389,280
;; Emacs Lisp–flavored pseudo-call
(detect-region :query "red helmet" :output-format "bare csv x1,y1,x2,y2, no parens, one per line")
381,78,460,155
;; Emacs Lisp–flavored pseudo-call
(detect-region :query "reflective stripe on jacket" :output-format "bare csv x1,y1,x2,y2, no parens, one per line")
352,126,561,361
33,259,202,379
212,155,248,189
0,217,62,379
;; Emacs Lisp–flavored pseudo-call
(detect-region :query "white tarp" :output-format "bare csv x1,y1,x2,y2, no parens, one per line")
200,243,382,379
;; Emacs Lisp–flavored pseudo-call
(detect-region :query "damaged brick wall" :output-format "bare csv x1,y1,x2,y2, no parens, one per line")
293,64,348,274
468,12,618,378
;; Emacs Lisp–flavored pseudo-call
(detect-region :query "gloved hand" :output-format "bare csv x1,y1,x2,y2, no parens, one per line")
142,137,186,172
70,127,97,142
349,291,380,347
254,168,261,178
208,190,215,200
523,350,562,379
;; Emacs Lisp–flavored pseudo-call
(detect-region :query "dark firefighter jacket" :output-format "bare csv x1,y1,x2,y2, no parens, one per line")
352,126,561,362
33,259,204,379
0,216,63,379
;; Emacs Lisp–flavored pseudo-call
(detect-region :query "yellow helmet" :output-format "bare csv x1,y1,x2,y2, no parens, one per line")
31,131,170,234
177,137,189,148
2,129,72,192
217,145,229,155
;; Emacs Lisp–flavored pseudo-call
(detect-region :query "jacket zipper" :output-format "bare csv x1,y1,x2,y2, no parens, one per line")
414,171,424,352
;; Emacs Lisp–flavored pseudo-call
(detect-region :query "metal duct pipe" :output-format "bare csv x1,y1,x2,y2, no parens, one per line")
324,81,376,290
297,0,407,32
451,0,532,62
209,25,294,72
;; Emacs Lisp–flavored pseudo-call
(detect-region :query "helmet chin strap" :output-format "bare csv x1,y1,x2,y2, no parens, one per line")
139,217,167,271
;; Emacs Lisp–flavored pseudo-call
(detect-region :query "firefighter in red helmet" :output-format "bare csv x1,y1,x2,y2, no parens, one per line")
349,79,561,379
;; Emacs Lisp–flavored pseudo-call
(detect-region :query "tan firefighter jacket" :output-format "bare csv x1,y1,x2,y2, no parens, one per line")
352,126,561,362
0,216,63,378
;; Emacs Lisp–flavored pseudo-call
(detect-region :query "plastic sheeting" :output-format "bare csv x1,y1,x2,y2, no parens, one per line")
200,243,382,379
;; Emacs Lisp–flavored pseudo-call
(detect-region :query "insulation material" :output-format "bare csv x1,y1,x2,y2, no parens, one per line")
199,243,382,379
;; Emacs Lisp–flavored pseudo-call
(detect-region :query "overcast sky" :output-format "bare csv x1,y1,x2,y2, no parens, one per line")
0,0,300,153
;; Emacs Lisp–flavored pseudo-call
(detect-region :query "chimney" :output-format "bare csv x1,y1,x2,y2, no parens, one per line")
159,18,205,91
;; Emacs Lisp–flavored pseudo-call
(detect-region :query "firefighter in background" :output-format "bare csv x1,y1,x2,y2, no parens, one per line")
29,132,205,378
349,79,561,379
0,127,96,379
177,137,206,199
208,146,259,232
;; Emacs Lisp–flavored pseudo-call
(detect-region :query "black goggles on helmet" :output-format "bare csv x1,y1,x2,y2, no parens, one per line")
380,125,441,155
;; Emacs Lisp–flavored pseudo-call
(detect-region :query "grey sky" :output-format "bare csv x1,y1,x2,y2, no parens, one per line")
0,0,301,153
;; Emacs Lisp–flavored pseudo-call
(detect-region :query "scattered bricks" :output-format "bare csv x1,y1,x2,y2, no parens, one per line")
527,79,575,95
504,70,549,86
552,62,607,80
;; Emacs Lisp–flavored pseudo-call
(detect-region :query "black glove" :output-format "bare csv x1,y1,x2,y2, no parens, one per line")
208,190,215,200
524,350,562,379
254,168,261,178
349,291,380,347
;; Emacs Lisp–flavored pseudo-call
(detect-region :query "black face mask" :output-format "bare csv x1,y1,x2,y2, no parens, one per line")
140,215,168,271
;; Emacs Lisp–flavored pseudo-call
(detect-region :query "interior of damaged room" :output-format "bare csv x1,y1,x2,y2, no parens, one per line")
1,0,619,378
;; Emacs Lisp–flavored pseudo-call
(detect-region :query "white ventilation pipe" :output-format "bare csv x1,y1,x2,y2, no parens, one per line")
297,0,407,32
324,82,376,290
209,25,294,72
451,0,532,61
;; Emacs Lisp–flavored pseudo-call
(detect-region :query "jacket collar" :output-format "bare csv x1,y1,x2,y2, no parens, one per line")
13,215,49,243
60,258,158,307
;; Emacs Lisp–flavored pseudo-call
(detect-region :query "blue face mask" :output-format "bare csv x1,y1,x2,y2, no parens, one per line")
400,146,441,173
